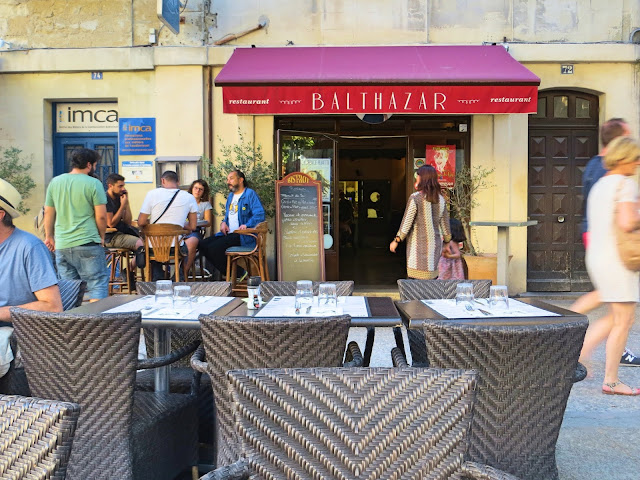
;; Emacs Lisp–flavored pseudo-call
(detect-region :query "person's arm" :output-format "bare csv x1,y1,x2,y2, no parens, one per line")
186,212,197,232
243,191,265,229
202,205,213,228
94,204,107,245
44,206,56,252
108,193,131,227
444,241,461,259
137,213,150,228
0,285,63,321
616,179,640,232
390,197,417,253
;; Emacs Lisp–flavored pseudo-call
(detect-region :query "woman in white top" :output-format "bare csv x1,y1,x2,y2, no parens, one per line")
184,179,213,275
583,136,640,395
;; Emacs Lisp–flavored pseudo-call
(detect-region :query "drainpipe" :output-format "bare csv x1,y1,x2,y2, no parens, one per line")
214,17,269,46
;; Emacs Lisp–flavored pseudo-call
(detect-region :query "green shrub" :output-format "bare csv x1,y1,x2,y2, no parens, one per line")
0,147,36,214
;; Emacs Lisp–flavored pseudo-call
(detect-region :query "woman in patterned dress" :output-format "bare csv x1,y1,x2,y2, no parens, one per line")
390,165,452,279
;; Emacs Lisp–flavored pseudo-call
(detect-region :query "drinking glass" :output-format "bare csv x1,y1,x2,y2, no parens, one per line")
173,285,192,310
294,280,314,314
455,282,475,310
318,283,338,314
155,280,173,307
489,285,509,309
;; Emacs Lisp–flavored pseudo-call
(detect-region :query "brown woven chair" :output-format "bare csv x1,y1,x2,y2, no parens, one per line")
225,221,269,295
414,319,588,480
259,280,355,301
190,314,363,468
0,394,80,479
0,279,87,397
199,367,518,480
10,308,198,480
397,279,492,366
142,224,188,282
136,281,232,456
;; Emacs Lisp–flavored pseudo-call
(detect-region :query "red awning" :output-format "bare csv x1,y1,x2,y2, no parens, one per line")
216,45,540,115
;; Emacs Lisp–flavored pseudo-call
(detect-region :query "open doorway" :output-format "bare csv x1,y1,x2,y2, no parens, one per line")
338,137,407,286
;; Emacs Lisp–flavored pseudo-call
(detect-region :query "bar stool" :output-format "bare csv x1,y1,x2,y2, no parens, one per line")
106,248,134,294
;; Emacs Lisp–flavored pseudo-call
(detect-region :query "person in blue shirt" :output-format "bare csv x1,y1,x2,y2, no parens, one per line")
199,169,265,278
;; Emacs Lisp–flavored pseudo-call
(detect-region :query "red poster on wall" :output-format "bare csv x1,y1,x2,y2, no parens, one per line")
426,145,456,188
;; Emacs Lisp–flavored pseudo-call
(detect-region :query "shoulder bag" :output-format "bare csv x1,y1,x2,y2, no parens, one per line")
614,180,640,271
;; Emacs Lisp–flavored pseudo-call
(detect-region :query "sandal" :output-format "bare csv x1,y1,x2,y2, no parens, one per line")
602,380,640,396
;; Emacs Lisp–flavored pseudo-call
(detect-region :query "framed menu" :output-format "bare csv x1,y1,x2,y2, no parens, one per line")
276,172,325,281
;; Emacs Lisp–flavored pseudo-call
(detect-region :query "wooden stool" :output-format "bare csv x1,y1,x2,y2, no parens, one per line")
106,248,134,295
225,222,269,295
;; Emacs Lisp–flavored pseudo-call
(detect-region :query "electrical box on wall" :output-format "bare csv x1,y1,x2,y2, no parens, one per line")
155,156,201,188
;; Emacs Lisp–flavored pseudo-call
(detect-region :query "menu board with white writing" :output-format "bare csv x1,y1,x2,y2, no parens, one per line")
276,172,325,281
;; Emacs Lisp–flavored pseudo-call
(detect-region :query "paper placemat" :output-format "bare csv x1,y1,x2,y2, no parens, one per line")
421,298,560,318
105,295,235,320
255,296,369,318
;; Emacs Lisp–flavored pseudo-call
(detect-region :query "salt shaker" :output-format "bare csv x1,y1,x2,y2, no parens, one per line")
247,276,261,310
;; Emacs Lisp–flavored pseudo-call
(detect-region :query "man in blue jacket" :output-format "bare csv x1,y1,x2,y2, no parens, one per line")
199,169,265,278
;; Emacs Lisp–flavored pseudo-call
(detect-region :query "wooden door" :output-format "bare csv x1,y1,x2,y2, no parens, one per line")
527,91,599,291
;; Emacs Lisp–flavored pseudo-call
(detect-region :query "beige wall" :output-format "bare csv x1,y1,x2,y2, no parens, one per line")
0,65,204,231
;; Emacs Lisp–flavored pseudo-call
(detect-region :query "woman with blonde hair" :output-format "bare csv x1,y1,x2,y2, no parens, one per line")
390,165,452,278
582,136,640,395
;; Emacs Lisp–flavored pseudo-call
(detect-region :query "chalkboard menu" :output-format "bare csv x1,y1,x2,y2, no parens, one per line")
276,172,325,281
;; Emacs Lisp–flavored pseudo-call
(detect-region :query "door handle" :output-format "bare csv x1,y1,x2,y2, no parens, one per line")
557,216,565,223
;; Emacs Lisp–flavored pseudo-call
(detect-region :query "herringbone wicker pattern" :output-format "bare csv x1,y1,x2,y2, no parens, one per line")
397,279,492,365
423,320,588,480
259,281,354,301
195,314,352,467
200,367,516,480
58,279,87,311
10,308,198,480
0,394,80,480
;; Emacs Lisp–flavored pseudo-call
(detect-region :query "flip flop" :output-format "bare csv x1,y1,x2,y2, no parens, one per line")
602,380,640,396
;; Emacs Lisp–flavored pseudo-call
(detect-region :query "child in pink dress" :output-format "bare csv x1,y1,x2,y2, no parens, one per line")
438,218,466,280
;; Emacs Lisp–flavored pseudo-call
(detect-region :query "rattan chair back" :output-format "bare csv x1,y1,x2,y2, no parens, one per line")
259,280,355,300
398,279,491,365
10,308,141,480
199,314,351,467
142,224,187,281
226,367,477,479
0,394,80,479
58,279,87,311
422,319,588,480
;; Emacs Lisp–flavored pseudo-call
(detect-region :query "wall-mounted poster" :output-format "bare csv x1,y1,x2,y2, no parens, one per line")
299,156,331,202
426,145,456,188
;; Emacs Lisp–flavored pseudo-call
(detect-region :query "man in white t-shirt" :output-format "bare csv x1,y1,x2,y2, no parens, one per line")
138,170,198,280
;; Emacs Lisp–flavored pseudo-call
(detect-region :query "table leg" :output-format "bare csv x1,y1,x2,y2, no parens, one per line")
153,327,171,393
496,226,510,288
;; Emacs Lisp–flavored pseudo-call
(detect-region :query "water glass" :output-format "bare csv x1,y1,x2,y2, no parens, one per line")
455,282,475,310
173,285,192,310
318,283,338,314
294,280,314,314
489,285,509,309
155,280,173,307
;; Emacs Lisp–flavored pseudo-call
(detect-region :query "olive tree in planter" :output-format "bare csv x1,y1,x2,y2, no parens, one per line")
447,165,497,281
0,147,36,214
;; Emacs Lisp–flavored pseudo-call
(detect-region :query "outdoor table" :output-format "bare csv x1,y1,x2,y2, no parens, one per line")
228,296,407,367
469,220,537,290
70,295,243,393
395,296,585,329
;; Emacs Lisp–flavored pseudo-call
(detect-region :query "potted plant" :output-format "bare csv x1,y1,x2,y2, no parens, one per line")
447,165,499,282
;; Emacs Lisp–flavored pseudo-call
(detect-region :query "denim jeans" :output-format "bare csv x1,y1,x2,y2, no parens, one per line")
56,244,109,300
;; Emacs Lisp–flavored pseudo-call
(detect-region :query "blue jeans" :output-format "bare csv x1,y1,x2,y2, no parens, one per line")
56,244,109,300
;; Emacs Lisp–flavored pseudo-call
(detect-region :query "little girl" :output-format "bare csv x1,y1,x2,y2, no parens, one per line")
438,218,466,280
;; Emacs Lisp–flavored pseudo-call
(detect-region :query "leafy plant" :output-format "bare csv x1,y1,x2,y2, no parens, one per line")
202,133,276,218
0,147,36,214
448,165,495,256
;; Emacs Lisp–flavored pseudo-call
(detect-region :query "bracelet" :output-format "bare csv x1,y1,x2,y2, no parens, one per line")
394,236,401,243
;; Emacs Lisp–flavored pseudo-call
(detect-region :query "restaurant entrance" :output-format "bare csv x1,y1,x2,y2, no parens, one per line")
276,116,470,284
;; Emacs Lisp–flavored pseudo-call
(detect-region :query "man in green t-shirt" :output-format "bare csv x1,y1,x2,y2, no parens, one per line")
44,149,109,301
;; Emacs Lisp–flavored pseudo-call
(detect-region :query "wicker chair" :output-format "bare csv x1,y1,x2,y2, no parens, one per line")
136,281,232,455
0,279,87,397
190,314,363,468
413,319,588,480
259,280,355,301
225,221,269,295
10,308,198,480
199,367,518,480
142,224,188,282
0,394,80,480
397,279,492,366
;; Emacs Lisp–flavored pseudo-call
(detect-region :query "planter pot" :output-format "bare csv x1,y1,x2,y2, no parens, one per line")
463,253,512,286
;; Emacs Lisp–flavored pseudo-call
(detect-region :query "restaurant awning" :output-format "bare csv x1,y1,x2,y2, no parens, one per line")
215,45,540,115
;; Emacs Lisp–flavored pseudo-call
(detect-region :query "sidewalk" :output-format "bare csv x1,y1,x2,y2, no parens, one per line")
544,299,640,480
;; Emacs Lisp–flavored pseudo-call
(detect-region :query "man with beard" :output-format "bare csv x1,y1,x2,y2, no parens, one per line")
44,148,109,301
199,169,265,278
